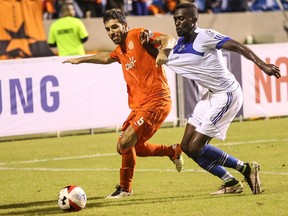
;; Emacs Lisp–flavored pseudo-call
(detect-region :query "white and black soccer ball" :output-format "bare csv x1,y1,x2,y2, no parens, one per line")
58,185,87,211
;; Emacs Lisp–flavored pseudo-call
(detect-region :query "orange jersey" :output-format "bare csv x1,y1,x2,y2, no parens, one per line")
110,28,171,111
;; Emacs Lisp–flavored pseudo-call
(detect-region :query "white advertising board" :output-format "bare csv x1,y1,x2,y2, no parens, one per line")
0,56,177,137
241,43,288,118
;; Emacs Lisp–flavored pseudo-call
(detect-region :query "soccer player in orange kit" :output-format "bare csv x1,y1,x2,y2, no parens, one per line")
63,9,184,198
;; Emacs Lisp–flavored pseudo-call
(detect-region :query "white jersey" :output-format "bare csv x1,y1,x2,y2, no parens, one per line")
166,27,239,92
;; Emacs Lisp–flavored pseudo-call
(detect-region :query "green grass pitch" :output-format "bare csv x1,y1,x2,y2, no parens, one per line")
0,118,287,216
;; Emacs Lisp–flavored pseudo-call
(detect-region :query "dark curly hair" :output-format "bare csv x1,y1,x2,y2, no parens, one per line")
103,9,127,25
175,3,199,19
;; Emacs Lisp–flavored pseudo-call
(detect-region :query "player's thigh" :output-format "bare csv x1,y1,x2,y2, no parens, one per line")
190,90,242,140
118,112,138,148
119,100,170,146
181,123,196,146
187,91,210,129
136,108,170,144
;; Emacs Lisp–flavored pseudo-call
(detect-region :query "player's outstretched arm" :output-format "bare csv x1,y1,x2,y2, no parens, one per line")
222,39,281,79
63,52,117,65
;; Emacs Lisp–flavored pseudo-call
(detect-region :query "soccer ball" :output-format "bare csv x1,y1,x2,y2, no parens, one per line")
58,185,87,211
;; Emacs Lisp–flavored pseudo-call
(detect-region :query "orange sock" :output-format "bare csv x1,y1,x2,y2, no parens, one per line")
135,142,174,157
120,147,136,191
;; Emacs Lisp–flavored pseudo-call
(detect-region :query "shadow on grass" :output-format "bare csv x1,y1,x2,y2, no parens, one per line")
0,193,246,215
0,199,59,215
87,192,246,208
0,197,104,215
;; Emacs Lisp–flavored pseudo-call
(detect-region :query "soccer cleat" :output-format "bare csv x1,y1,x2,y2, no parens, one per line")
106,185,133,199
211,182,244,195
244,161,262,194
170,144,184,172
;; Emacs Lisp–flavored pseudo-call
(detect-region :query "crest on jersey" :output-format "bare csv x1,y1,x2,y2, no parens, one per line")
177,44,186,52
128,41,134,50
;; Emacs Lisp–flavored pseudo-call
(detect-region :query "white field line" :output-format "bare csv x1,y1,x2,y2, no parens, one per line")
0,153,117,165
0,138,287,174
1,138,287,166
214,138,288,146
0,167,287,175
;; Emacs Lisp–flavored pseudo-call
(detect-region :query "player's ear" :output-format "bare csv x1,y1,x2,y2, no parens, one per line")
124,23,129,31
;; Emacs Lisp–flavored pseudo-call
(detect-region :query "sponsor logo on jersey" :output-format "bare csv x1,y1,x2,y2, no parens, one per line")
125,57,136,70
168,56,179,62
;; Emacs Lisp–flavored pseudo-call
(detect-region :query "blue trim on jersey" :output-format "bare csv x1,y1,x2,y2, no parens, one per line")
216,37,231,49
211,92,233,125
174,37,204,56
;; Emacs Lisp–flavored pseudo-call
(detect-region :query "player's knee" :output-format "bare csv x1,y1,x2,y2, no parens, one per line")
188,145,201,158
180,142,190,155
116,142,122,155
117,139,133,154
119,135,136,149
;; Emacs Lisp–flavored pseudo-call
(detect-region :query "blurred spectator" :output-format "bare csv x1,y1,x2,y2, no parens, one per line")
248,0,288,11
210,0,222,12
194,0,214,13
132,0,149,15
48,3,89,56
51,0,83,18
221,0,248,12
77,0,104,17
105,0,125,12
43,0,57,19
168,0,193,14
165,0,177,13
43,0,288,20
248,0,272,11
148,0,166,15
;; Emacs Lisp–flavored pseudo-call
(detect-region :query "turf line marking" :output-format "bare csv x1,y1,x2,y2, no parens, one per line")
0,153,117,165
0,167,288,175
1,138,287,166
215,138,288,146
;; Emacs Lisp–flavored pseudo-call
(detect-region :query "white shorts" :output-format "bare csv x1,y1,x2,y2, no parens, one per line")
188,86,243,140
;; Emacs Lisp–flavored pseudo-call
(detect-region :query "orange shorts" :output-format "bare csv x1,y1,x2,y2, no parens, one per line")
120,97,172,144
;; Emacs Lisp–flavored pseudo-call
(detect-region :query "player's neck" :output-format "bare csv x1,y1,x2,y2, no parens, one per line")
184,28,197,43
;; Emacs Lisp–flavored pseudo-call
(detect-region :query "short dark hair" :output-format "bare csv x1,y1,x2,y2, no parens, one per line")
103,9,127,25
175,3,199,19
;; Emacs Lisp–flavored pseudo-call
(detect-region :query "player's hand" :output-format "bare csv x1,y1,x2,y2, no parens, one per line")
261,63,281,79
156,50,169,65
140,29,151,45
62,58,81,64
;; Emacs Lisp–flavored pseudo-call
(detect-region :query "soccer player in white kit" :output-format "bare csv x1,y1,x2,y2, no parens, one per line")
159,3,281,195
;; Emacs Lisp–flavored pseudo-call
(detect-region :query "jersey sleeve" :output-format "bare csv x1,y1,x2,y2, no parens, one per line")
202,29,231,50
110,48,120,63
48,23,56,44
148,31,162,49
78,20,89,39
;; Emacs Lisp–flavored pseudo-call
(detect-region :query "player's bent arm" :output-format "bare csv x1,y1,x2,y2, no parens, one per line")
222,39,281,78
63,52,117,65
151,34,176,53
151,34,176,65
